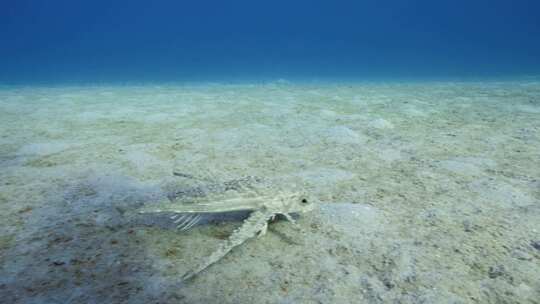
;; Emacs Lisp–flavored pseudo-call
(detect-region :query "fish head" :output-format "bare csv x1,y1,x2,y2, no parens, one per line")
274,192,316,214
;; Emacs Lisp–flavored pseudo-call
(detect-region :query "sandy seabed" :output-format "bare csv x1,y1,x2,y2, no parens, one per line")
0,81,539,303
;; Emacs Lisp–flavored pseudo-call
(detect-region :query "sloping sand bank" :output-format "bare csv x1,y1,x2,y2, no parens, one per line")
1,81,539,303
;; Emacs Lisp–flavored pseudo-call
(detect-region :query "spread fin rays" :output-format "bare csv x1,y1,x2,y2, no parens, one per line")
170,213,202,231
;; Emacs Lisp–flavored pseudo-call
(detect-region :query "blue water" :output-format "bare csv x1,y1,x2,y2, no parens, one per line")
1,0,540,84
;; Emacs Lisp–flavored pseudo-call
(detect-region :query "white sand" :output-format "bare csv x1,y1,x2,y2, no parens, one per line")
0,81,539,303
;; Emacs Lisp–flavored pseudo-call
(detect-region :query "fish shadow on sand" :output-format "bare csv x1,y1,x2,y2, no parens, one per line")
0,173,210,303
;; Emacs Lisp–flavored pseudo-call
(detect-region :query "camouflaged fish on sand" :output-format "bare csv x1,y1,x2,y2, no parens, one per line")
138,175,315,281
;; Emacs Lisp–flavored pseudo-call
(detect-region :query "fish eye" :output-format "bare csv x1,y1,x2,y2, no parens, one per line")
301,198,308,204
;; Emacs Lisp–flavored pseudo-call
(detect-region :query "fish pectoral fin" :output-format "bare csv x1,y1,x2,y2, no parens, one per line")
181,269,198,282
282,213,296,224
171,213,202,231
180,210,273,281
281,213,302,231
257,222,269,238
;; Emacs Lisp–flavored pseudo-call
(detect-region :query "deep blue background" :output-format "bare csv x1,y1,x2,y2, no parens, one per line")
1,0,540,83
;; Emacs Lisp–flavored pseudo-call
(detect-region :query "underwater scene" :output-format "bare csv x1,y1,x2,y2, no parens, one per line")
1,1,539,304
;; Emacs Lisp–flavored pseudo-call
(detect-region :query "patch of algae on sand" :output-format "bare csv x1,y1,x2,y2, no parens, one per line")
24,156,60,168
22,149,79,168
0,193,20,257
0,234,14,255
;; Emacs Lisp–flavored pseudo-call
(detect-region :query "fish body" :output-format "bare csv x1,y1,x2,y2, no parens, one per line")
138,190,315,281
139,195,274,214
139,193,313,214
